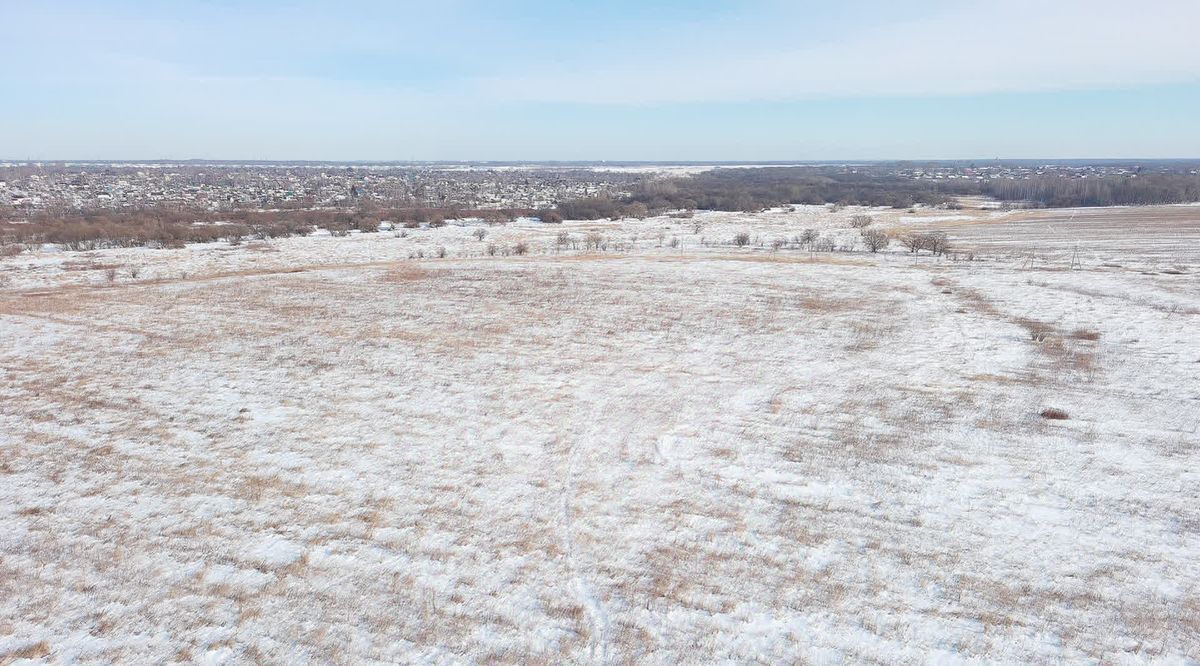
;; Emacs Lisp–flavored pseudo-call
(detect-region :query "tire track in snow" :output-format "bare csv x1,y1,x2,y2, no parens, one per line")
557,432,611,662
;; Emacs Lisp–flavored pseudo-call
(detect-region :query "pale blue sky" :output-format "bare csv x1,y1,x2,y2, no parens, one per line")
3,0,1198,160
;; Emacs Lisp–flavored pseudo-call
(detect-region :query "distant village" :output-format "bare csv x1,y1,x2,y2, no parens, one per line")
1,161,1194,217
0,164,644,215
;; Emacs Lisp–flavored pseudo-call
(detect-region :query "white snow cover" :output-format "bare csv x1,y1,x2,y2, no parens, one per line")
1,205,1198,662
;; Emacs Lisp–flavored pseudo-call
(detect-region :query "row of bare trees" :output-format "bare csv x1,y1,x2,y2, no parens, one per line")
0,205,554,250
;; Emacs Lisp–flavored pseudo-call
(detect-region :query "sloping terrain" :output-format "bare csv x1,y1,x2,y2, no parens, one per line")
2,206,1198,663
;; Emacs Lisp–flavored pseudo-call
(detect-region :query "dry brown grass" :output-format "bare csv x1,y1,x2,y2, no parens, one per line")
62,260,122,272
382,263,432,283
796,292,855,313
1014,317,1054,343
0,640,51,663
238,473,312,502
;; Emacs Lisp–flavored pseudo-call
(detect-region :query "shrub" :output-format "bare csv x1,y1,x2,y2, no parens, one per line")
486,243,497,256
435,246,447,258
927,231,949,256
472,228,487,241
900,233,928,254
538,210,564,224
860,228,890,253
733,232,751,247
1039,408,1070,420
1017,318,1053,342
850,214,873,228
513,241,529,255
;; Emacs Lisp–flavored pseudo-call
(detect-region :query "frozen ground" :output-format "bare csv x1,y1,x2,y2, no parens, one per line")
1,205,1198,663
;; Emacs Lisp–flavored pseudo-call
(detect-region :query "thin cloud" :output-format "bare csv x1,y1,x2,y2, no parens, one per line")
470,1,1200,104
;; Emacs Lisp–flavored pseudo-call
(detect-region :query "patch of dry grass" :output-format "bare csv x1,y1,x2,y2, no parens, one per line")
0,640,51,663
382,263,432,283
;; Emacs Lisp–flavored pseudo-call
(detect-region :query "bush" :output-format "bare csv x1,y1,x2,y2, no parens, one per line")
860,228,890,252
472,228,487,241
733,232,751,247
899,231,950,255
850,214,873,228
1039,408,1070,420
584,232,604,250
538,210,564,224
926,231,949,256
900,233,928,254
513,241,529,255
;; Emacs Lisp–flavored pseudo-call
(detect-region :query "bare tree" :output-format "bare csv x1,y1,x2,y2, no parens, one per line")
900,233,928,254
850,214,873,228
926,231,949,256
860,228,890,253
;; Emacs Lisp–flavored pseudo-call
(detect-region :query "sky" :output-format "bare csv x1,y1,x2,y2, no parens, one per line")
2,0,1198,161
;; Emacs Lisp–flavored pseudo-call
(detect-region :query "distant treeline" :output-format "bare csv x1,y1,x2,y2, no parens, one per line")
4,169,1199,251
553,168,1200,219
0,206,539,250
556,169,957,219
982,174,1200,207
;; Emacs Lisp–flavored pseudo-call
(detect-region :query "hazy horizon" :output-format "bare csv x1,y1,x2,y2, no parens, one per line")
5,158,1200,166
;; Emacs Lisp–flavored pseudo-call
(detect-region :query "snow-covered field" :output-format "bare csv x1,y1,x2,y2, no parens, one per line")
2,205,1198,663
